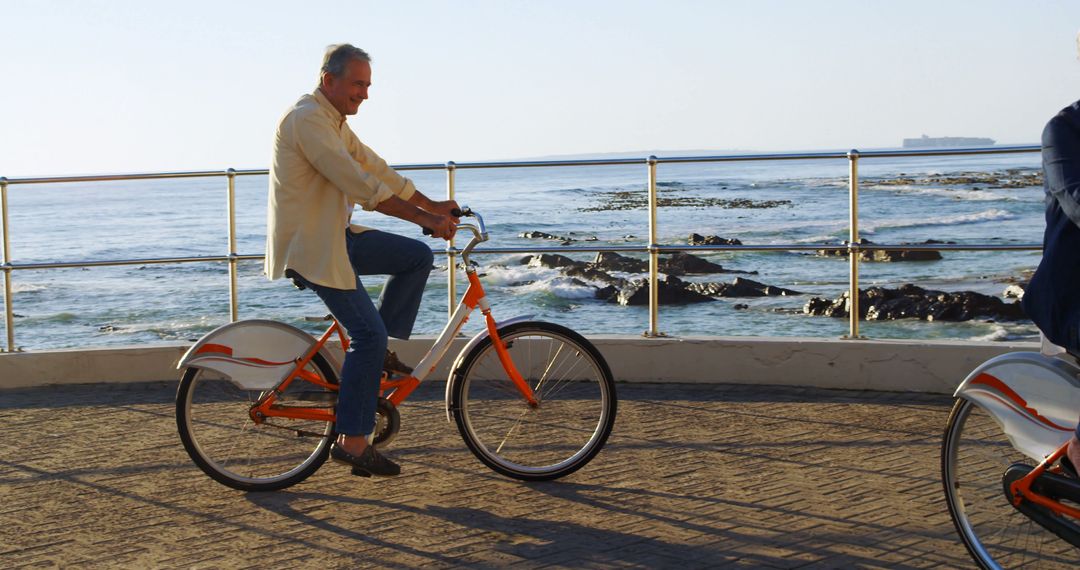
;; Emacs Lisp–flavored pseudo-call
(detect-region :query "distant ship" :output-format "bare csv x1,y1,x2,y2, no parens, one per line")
903,134,995,148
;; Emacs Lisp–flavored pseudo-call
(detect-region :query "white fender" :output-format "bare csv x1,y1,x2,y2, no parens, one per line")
955,351,1080,462
177,320,341,391
444,315,535,421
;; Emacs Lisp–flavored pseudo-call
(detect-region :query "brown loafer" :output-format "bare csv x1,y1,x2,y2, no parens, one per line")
330,443,401,477
384,349,414,376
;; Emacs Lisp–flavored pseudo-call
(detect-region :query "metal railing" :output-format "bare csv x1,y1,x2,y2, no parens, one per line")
0,145,1041,352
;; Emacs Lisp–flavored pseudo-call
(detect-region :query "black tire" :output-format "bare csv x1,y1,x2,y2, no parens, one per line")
176,352,338,492
450,322,616,481
941,398,1080,568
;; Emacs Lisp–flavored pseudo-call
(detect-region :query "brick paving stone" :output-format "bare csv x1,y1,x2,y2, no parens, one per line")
0,381,992,568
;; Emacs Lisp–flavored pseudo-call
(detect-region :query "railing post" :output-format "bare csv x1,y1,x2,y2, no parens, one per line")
845,150,862,339
446,161,457,319
644,156,664,337
226,168,239,322
1,176,14,352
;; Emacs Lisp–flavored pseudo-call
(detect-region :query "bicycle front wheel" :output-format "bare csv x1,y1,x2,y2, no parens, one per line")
450,322,616,481
942,397,1080,568
176,353,338,492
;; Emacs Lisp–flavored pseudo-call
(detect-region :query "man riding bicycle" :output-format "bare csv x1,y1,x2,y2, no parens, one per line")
265,44,459,477
1021,32,1080,475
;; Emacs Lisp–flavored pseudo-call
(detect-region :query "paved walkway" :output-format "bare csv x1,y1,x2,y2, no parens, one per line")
0,381,975,568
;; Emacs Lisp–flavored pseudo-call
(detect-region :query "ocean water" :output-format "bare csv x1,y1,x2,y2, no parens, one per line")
0,151,1045,350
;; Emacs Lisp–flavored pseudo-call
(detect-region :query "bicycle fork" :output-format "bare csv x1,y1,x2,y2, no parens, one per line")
482,308,539,408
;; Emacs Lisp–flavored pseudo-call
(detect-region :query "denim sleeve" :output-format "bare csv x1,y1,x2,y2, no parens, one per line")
1043,115,1080,228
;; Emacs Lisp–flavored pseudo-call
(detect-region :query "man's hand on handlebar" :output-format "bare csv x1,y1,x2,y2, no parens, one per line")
424,212,457,240
430,200,461,224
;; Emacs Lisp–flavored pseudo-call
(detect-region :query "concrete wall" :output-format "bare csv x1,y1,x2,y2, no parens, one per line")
0,335,1037,394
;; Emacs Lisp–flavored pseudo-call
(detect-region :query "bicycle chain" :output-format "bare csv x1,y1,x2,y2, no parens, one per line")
258,419,332,439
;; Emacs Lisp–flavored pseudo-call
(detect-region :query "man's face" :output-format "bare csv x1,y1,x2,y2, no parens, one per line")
321,59,371,116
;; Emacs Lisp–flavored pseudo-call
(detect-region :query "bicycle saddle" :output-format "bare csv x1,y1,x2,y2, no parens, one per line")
284,269,306,290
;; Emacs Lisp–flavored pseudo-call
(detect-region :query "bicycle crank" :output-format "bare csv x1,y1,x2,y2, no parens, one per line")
373,397,401,450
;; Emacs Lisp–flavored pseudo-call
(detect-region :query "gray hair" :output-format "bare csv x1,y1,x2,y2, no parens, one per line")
320,44,371,81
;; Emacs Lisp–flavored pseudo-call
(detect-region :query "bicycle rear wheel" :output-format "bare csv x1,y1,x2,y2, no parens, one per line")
450,322,616,481
176,353,338,492
941,397,1080,568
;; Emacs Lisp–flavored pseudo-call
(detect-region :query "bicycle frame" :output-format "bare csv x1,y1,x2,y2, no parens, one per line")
247,211,538,427
954,350,1080,522
1008,441,1080,521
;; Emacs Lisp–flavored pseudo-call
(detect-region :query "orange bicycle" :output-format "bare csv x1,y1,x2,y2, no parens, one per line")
174,208,617,491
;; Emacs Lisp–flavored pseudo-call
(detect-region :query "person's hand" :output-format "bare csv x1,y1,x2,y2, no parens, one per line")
426,213,456,241
431,200,461,224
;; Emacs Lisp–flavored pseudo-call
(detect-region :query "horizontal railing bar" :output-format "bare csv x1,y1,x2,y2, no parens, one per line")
443,245,647,255
852,243,1041,252
4,254,262,271
2,242,1042,271
853,145,1039,159
4,169,275,185
6,171,237,185
442,158,649,169
656,244,845,252
394,163,455,171
656,243,1042,253
653,151,850,164
2,145,1041,185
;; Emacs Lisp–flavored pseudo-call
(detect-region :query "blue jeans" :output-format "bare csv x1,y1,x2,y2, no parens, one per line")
293,229,433,436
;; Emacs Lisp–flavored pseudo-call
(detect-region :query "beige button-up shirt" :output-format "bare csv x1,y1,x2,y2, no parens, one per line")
265,89,417,290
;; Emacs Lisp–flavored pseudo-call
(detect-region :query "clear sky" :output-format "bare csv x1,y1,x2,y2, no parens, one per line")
2,0,1080,176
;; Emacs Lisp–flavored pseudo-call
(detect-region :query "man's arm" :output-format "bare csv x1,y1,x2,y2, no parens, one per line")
1044,113,1080,228
407,189,460,220
374,195,456,240
294,114,394,210
341,127,460,229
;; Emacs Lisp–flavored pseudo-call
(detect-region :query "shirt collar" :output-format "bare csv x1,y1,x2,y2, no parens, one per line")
312,88,345,125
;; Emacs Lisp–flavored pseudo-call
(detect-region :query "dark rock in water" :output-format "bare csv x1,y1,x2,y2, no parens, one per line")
590,250,754,276
595,285,619,302
592,252,649,273
564,265,627,287
804,297,839,317
688,277,803,298
816,239,946,262
595,271,800,303
803,284,1027,322
614,275,715,306
659,252,757,276
526,253,582,269
520,231,570,241
867,169,1043,190
733,303,749,310
580,191,793,212
689,233,743,246
519,231,597,243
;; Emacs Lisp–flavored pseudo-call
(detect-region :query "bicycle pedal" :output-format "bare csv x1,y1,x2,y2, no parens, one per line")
351,466,372,478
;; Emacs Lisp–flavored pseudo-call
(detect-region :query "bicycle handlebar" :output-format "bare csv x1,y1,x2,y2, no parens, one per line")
418,206,489,269
422,207,484,239
422,207,467,236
